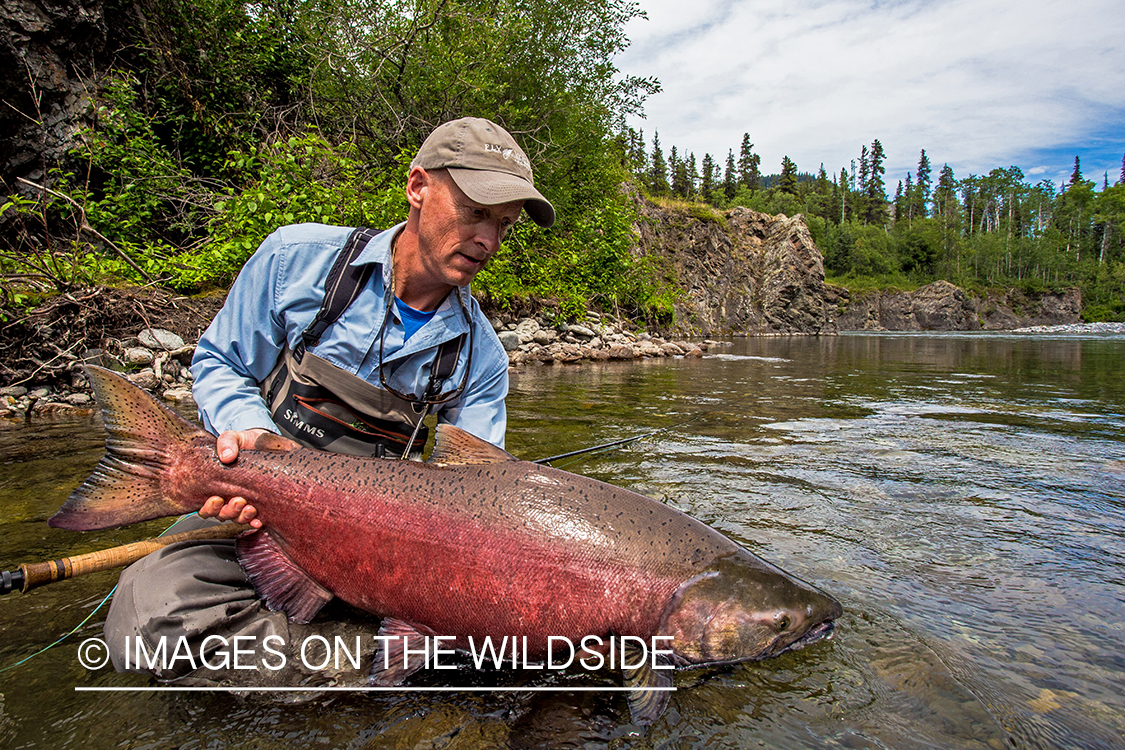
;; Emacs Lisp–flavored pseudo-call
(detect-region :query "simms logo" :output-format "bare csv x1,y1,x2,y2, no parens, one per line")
483,143,531,172
283,409,325,439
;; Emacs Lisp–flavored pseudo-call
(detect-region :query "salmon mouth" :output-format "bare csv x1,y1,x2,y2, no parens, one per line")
777,619,836,655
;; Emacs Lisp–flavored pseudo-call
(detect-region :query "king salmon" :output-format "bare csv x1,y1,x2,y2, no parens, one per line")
50,366,842,723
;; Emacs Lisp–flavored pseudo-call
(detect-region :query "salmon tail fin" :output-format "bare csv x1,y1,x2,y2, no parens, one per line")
48,365,210,531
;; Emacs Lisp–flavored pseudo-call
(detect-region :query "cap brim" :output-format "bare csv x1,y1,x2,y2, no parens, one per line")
448,168,555,228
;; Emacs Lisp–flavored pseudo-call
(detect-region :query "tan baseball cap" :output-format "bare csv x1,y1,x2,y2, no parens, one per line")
411,117,556,228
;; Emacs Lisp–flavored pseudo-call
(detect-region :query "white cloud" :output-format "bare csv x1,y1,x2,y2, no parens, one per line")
617,0,1125,187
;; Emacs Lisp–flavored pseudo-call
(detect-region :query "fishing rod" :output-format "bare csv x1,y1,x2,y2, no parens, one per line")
532,433,656,465
1,523,249,596
531,407,714,467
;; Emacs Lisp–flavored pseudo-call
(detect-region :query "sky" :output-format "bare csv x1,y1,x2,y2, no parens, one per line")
614,0,1125,191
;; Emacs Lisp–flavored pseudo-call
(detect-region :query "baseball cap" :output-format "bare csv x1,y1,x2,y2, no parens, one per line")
411,117,556,228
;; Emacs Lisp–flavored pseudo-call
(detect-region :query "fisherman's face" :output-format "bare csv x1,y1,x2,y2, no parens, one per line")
413,168,524,290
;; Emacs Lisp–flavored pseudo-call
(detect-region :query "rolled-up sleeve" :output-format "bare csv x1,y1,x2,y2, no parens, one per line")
439,330,509,449
190,231,290,435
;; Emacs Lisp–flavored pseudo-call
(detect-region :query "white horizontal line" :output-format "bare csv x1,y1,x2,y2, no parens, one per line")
75,686,675,693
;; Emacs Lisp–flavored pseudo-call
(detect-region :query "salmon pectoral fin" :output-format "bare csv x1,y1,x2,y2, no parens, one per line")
369,617,432,686
623,645,674,726
235,530,332,623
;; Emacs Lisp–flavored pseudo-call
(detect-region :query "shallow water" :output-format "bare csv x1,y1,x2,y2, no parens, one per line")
1,332,1122,748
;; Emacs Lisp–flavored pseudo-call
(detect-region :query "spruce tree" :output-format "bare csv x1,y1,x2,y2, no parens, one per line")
687,152,698,198
865,139,887,225
1069,156,1082,188
669,146,680,196
1119,153,1125,186
701,153,716,203
738,133,761,191
915,149,932,218
779,155,798,195
650,131,670,194
724,150,737,201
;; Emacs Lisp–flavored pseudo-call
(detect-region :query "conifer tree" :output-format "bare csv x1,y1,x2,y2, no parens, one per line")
650,131,669,194
915,149,932,218
904,172,914,223
865,139,887,225
1119,153,1125,186
1069,156,1083,188
724,150,737,201
701,153,716,203
687,152,698,198
859,145,870,194
633,128,646,178
738,133,761,191
839,167,850,222
894,180,905,222
779,155,798,195
668,145,680,196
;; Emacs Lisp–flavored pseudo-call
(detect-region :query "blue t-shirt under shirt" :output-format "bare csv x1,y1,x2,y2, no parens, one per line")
395,297,437,341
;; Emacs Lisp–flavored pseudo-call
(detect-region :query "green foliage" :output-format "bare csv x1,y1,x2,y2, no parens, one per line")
476,166,675,323
169,135,409,290
4,0,675,323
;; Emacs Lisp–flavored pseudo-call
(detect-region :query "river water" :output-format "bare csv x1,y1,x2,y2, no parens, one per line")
0,332,1122,749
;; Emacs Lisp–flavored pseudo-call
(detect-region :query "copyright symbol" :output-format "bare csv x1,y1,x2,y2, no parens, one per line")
78,637,110,670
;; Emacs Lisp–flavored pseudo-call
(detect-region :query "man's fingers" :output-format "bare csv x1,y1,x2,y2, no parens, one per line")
198,496,259,526
199,496,224,518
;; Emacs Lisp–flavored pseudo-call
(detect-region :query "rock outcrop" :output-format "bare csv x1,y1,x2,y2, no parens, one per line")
1,0,110,183
835,282,1082,331
634,200,839,337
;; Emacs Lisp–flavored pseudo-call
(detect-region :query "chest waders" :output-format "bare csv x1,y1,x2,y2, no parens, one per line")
260,228,465,458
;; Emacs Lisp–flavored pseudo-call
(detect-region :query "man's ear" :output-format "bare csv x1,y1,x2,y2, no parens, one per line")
406,166,429,210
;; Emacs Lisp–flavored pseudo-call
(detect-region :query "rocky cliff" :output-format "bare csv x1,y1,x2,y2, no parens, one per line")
1,0,113,184
833,282,1082,331
633,198,1081,336
634,200,840,337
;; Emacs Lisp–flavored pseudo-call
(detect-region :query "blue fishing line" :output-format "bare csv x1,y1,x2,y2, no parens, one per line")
0,514,195,674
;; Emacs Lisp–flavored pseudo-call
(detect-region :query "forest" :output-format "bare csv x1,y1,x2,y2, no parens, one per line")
624,130,1125,321
1,0,671,322
2,0,1122,323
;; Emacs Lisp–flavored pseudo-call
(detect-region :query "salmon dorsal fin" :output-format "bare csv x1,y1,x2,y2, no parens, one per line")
427,424,518,466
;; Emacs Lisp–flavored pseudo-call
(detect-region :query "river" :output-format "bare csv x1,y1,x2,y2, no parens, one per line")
1,332,1122,749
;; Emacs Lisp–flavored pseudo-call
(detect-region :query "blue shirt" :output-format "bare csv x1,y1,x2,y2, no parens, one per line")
190,222,509,447
396,298,437,342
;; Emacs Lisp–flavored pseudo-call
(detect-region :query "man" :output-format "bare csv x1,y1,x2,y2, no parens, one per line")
102,117,555,677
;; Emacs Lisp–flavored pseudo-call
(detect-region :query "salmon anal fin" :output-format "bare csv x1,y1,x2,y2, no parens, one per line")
369,617,433,685
623,644,674,726
427,423,517,466
236,530,332,623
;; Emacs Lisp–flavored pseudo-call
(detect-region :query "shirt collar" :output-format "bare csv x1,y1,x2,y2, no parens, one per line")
354,221,475,317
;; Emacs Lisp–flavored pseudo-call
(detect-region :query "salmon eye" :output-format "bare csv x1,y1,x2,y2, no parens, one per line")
774,613,791,631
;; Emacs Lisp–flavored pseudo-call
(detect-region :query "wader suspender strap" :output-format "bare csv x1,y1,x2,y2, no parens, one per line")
283,225,467,407
293,227,380,364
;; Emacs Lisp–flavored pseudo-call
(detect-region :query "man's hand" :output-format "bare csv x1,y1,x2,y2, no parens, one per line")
199,428,272,528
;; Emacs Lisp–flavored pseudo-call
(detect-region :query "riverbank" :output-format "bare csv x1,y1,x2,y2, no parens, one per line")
0,289,720,421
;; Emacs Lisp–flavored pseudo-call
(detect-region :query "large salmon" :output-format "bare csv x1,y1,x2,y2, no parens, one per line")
50,366,842,723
